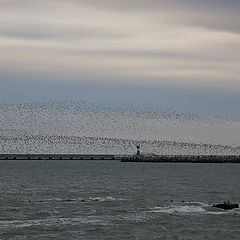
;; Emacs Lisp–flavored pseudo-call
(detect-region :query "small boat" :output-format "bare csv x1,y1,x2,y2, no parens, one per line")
212,201,239,210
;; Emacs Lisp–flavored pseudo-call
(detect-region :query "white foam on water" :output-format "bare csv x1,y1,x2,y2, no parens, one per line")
206,208,240,215
0,216,107,230
89,196,126,202
150,202,240,215
205,211,228,215
50,197,63,201
151,205,206,214
185,201,209,207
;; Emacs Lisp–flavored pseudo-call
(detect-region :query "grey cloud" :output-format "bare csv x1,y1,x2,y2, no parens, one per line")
97,50,240,62
78,0,240,13
1,0,240,15
76,0,240,34
1,0,240,36
19,46,240,62
0,25,128,41
0,0,240,103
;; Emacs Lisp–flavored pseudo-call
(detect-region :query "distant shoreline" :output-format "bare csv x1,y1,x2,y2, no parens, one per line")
0,154,240,163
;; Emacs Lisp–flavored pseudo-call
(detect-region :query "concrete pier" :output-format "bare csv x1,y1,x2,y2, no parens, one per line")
0,154,120,161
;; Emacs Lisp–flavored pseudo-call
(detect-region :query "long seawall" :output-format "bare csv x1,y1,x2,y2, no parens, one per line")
121,155,240,163
0,154,120,161
0,154,240,163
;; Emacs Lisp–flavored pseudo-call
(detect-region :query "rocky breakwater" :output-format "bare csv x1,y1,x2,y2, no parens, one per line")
121,154,240,163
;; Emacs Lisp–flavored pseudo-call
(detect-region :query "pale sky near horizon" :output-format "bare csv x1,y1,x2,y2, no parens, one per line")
0,0,240,115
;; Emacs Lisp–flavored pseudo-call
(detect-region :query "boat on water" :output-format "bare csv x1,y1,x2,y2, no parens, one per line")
212,201,239,210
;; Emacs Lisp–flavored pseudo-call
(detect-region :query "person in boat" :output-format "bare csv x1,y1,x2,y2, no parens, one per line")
212,200,239,210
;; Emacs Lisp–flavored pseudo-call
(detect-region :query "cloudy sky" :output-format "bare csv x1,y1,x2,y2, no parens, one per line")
0,0,240,115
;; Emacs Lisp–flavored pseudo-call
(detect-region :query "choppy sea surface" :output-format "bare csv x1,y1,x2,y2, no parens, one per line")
0,160,239,240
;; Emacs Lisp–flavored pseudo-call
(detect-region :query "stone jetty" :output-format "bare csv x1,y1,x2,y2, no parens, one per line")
121,154,240,163
0,154,240,163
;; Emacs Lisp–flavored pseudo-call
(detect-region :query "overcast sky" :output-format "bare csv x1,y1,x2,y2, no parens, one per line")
0,0,240,115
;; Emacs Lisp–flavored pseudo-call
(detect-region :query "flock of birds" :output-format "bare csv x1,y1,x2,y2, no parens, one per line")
0,100,239,155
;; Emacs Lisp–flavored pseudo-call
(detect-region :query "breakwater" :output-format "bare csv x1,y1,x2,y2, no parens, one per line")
0,154,240,163
0,154,120,161
121,155,240,163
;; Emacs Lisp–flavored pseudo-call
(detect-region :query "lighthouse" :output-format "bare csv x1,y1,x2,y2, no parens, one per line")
136,145,140,155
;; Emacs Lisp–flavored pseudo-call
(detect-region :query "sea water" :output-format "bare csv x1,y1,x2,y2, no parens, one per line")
0,160,239,239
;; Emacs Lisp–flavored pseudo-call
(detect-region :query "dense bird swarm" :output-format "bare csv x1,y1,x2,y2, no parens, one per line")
0,101,239,155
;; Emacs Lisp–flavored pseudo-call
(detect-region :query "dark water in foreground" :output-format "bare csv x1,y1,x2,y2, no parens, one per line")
0,160,239,240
